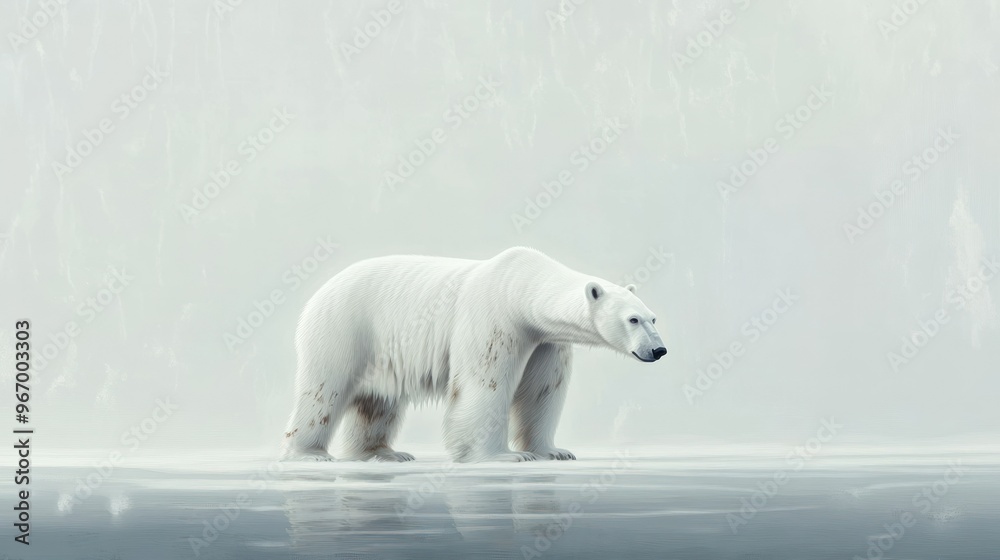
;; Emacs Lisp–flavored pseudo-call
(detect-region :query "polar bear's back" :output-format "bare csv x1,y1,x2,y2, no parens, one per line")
303,254,478,328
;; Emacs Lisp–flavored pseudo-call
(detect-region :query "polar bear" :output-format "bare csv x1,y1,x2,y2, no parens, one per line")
280,247,666,463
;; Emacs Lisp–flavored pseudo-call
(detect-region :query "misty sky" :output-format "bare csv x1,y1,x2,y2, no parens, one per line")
1,0,998,457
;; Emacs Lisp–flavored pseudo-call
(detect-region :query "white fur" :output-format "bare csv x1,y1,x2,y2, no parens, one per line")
280,247,666,463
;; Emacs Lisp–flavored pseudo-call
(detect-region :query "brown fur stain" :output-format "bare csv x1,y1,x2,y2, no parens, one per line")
284,428,299,438
483,326,507,367
451,385,460,402
353,394,388,425
489,379,497,391
308,419,315,428
319,415,329,425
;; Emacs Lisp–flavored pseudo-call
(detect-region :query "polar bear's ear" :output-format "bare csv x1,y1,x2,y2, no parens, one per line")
585,281,604,302
625,284,637,294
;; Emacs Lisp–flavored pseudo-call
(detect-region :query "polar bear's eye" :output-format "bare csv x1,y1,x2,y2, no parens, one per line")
651,318,656,324
629,317,639,324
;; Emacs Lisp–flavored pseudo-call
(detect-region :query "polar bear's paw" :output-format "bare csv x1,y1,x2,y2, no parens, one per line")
373,449,416,462
281,449,337,462
483,451,541,462
534,448,577,461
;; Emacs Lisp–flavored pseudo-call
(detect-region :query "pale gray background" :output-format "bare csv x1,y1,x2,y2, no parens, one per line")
1,0,998,458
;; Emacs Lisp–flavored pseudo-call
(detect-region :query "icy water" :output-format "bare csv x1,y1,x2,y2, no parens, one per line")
5,451,999,560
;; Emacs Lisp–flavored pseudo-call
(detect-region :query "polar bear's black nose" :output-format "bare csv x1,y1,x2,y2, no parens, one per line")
652,347,667,360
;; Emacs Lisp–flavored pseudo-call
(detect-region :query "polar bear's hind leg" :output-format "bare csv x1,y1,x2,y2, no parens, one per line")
280,345,364,462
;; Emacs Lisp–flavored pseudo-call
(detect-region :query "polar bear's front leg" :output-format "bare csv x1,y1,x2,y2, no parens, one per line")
444,331,540,463
510,343,575,460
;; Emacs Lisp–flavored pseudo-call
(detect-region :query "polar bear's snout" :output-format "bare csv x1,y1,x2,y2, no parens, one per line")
632,322,667,363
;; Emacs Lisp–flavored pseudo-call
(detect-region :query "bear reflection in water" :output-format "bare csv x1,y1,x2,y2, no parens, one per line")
280,468,566,554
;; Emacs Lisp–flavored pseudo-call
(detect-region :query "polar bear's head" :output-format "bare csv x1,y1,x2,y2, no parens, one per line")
585,281,667,363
